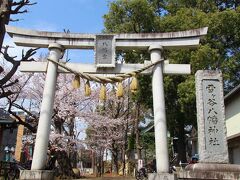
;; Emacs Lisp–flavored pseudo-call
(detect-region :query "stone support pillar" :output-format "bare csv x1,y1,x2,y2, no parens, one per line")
149,45,169,173
31,43,64,170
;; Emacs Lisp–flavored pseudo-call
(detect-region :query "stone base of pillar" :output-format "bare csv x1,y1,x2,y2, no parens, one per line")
177,163,240,179
148,173,177,180
20,170,54,180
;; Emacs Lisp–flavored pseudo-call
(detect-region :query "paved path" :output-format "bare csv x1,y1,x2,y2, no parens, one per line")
80,176,135,180
80,178,135,180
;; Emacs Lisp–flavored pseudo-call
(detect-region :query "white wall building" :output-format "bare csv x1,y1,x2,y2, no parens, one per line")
225,84,240,164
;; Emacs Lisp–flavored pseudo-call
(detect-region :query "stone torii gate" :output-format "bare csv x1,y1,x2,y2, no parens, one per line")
6,25,207,175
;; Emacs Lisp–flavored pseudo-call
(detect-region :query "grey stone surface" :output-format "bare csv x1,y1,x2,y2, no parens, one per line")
20,170,54,180
148,173,177,180
185,163,240,172
178,170,240,180
19,60,190,75
95,34,115,68
178,163,240,179
195,70,229,163
5,25,207,49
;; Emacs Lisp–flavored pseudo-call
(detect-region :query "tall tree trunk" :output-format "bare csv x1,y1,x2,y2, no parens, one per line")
91,150,96,176
112,151,118,174
111,142,119,174
122,119,128,176
122,146,125,175
135,102,141,160
97,153,101,177
0,0,11,48
101,149,104,176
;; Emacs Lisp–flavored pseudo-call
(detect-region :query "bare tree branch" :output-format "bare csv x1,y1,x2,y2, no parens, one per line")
22,47,39,61
12,103,38,121
1,46,18,63
9,18,21,22
0,0,36,48
11,0,36,15
12,0,36,6
12,9,28,14
0,0,37,133
2,79,19,88
0,89,15,98
0,47,37,86
7,97,37,133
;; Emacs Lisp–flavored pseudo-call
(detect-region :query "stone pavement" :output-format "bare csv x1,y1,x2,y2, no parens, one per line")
79,175,135,180
80,177,135,180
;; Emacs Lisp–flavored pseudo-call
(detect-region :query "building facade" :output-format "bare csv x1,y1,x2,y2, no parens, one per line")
0,109,34,163
225,84,240,164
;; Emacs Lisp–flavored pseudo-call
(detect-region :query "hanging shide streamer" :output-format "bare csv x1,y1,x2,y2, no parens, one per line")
50,58,161,101
72,75,80,89
99,84,107,100
49,58,161,96
116,82,124,98
130,74,138,93
85,81,91,96
49,57,161,84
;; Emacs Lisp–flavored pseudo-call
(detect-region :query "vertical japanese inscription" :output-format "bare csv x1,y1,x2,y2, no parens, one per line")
202,80,224,152
95,35,115,68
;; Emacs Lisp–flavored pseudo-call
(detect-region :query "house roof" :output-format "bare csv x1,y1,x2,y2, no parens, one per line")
0,109,15,124
224,84,240,105
141,120,154,134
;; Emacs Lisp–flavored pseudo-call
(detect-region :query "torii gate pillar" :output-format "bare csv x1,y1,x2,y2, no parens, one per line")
31,43,64,170
149,45,169,173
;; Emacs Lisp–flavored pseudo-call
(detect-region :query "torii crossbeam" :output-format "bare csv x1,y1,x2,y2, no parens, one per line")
6,25,207,173
6,25,207,49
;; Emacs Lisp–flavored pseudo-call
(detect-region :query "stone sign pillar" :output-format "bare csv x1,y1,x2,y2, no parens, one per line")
179,70,240,179
195,70,229,163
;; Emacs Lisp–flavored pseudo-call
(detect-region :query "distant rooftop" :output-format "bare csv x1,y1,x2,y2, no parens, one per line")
0,109,15,124
225,84,240,104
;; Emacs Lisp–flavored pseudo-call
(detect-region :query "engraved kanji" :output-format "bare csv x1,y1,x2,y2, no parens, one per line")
207,98,217,106
208,126,219,134
206,84,216,93
207,115,218,124
208,107,218,114
209,137,220,146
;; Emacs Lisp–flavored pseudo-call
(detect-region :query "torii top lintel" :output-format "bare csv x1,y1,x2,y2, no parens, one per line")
6,25,208,50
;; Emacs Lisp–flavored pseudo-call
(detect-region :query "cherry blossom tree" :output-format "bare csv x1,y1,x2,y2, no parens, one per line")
82,83,134,175
2,51,146,177
0,46,38,135
14,69,99,175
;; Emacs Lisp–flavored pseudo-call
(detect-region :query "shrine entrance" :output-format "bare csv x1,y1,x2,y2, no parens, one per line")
6,25,207,176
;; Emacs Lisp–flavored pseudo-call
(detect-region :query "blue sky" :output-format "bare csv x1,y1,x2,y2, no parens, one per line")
12,0,111,33
5,0,113,63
